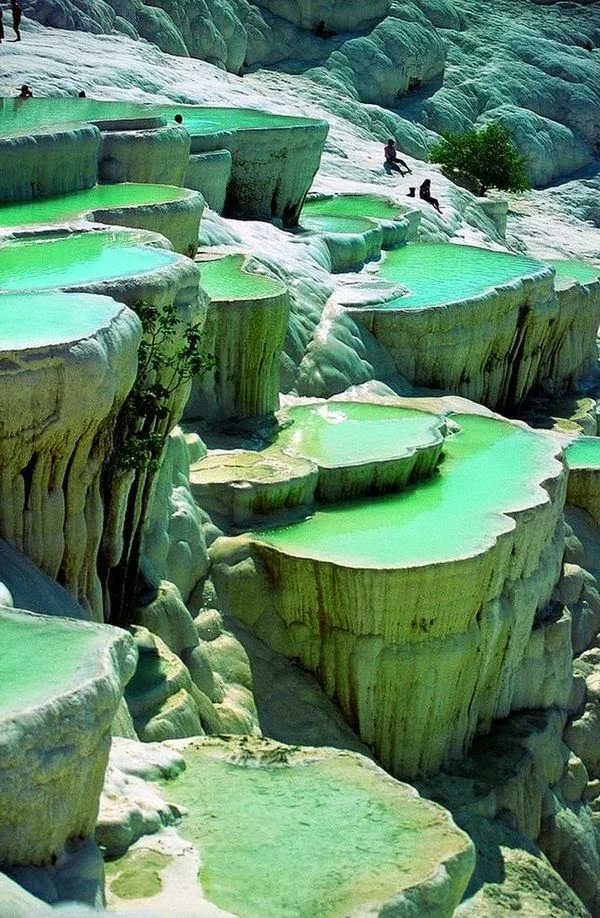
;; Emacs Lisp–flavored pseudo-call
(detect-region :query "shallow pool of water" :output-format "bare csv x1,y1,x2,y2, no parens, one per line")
546,259,600,284
564,437,600,469
0,232,178,291
0,97,317,137
302,195,405,221
0,183,190,230
255,414,558,567
277,402,442,467
300,213,375,235
375,243,547,310
0,291,124,348
199,254,286,300
0,615,107,715
165,748,458,918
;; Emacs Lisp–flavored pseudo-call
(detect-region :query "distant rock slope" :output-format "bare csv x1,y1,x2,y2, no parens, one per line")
23,0,600,183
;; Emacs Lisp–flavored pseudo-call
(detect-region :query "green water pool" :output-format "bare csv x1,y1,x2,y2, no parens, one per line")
277,402,442,467
0,183,191,230
302,195,405,221
375,243,547,310
164,747,461,918
0,232,179,292
300,214,376,235
564,437,600,469
0,614,107,716
0,98,318,137
0,291,124,348
199,254,286,301
254,414,558,567
546,259,600,284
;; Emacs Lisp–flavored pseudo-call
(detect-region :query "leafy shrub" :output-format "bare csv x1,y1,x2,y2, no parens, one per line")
429,123,530,194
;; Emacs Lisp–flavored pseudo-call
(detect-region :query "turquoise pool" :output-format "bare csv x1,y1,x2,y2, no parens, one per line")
0,232,179,292
375,243,548,310
0,291,124,348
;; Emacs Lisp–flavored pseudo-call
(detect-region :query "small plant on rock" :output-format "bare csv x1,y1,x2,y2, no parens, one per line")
103,300,212,626
429,123,530,194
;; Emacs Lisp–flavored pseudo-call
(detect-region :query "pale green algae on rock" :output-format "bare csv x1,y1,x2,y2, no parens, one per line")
0,183,193,230
545,259,600,284
0,613,114,716
254,414,557,567
106,850,172,900
161,738,474,918
0,291,124,348
302,194,405,220
277,402,444,468
198,254,286,301
377,243,548,310
0,232,179,291
565,437,600,469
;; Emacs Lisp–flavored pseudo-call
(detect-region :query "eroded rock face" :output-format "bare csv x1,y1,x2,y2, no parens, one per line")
0,291,140,620
209,396,567,778
0,609,137,867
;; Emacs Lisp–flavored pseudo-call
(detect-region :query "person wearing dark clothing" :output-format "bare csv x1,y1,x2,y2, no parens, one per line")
0,9,4,43
17,83,33,99
419,178,442,213
11,1,21,41
314,20,336,39
384,139,412,176
174,113,183,124
78,90,87,98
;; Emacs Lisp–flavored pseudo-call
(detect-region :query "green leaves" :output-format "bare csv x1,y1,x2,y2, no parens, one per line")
429,123,530,194
114,301,213,473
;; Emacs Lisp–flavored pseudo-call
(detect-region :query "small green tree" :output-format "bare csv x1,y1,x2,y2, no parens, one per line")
429,123,530,194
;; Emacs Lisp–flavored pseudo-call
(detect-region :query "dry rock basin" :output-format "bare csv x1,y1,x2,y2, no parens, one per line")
106,735,475,917
0,608,136,866
210,400,566,778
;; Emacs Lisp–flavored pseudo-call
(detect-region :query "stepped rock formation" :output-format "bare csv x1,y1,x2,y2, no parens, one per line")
0,609,136,866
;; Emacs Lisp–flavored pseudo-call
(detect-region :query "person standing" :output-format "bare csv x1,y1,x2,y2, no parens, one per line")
0,8,4,44
11,0,22,41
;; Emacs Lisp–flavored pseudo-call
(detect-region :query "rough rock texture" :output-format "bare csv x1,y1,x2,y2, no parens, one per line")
158,736,475,917
349,266,600,413
184,150,232,215
0,609,137,866
0,292,140,620
99,124,191,187
186,256,289,422
210,396,567,778
0,539,90,620
143,428,210,603
0,124,100,204
91,190,205,257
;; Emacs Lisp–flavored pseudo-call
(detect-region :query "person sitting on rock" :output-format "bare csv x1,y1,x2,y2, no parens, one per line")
384,139,412,176
16,83,33,99
314,20,336,39
11,1,22,41
419,178,442,213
